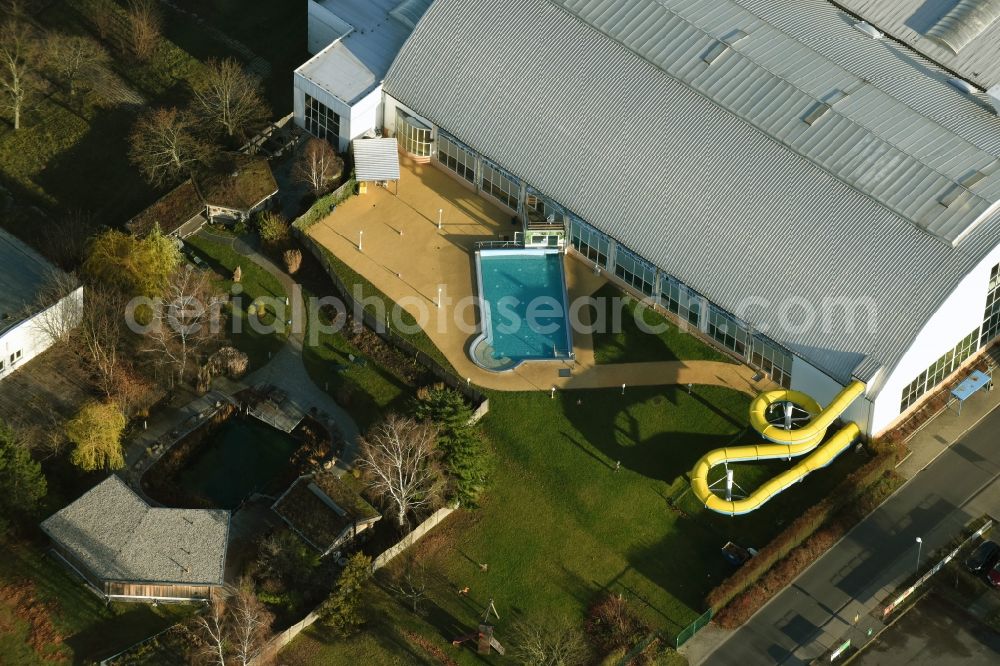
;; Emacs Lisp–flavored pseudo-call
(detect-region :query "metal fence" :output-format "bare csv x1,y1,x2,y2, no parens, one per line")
675,609,712,649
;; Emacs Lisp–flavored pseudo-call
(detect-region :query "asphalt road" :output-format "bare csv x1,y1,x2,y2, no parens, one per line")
704,406,1000,665
854,593,1000,665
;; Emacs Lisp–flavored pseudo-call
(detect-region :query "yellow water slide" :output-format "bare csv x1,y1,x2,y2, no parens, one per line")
690,380,866,516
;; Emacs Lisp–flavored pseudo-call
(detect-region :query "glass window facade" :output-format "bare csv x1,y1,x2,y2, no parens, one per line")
304,94,339,142
437,133,475,183
396,109,433,157
982,263,1000,347
750,335,793,388
614,246,656,296
660,276,701,326
569,216,610,268
481,161,519,210
900,327,980,412
707,305,750,356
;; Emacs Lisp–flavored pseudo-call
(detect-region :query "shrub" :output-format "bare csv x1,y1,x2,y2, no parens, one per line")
257,211,288,247
713,471,903,628
283,248,302,275
585,594,648,657
706,452,899,613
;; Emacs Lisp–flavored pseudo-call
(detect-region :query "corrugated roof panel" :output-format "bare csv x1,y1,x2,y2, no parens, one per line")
384,0,1000,387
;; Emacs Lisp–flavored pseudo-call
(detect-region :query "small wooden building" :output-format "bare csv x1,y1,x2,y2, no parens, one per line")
272,471,380,556
41,476,229,603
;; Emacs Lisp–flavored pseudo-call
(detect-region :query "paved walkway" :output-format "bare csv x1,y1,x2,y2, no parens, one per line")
307,157,765,395
198,228,361,466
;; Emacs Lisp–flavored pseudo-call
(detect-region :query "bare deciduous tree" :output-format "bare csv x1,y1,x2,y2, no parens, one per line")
144,265,221,386
0,19,41,130
127,0,161,61
195,595,228,666
359,414,443,528
129,107,207,186
389,564,428,614
229,583,274,666
192,57,270,141
294,137,343,196
27,269,81,347
78,285,127,399
45,33,110,96
512,618,591,666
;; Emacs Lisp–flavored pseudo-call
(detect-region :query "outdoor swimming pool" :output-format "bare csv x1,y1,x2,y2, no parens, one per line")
472,248,573,369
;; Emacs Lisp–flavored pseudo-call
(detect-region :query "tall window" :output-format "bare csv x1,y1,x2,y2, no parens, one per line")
660,276,701,326
569,216,609,268
982,263,1000,347
305,94,339,142
614,246,656,296
707,305,749,356
900,327,980,412
750,335,792,388
396,109,432,157
481,162,519,210
437,133,475,183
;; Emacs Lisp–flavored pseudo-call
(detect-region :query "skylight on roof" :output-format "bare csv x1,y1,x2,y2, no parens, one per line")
803,102,831,126
702,41,729,65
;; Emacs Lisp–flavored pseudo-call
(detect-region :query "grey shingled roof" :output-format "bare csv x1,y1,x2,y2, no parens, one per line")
41,476,228,586
833,0,1000,89
384,0,1000,388
0,229,58,335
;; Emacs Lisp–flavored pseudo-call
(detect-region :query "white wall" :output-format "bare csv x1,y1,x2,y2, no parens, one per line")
348,86,383,142
790,355,873,433
870,243,1000,433
0,286,83,381
307,1,352,55
293,71,353,152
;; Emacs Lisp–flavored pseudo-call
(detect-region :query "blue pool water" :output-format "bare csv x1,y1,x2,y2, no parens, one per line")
477,250,572,361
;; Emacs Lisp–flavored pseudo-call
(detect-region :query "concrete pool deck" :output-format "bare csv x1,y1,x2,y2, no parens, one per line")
308,156,765,394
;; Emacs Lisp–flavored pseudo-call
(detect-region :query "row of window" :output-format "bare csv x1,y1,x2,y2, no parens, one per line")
481,162,519,210
0,349,22,374
569,215,793,387
304,94,339,143
437,134,475,183
614,246,656,296
982,263,1000,347
397,109,433,157
900,327,980,412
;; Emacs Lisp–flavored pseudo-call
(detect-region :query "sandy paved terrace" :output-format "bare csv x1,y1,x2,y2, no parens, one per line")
308,156,761,393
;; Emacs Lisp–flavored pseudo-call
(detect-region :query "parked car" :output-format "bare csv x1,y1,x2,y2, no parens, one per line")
965,540,1000,574
988,559,1000,588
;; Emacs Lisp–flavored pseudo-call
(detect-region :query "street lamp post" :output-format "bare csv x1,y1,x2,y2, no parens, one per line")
915,536,923,572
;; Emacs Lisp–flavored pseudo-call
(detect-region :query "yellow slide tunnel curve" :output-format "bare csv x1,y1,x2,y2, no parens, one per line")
691,380,866,516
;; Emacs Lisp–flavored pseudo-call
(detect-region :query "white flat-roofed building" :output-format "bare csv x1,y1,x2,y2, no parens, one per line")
293,0,432,152
0,229,83,382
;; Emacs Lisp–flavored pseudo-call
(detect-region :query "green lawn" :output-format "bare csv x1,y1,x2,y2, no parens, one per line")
591,284,732,364
0,540,194,664
282,386,865,663
184,232,288,370
315,245,456,374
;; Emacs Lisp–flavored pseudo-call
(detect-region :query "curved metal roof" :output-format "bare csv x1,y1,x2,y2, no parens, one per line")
384,0,1000,387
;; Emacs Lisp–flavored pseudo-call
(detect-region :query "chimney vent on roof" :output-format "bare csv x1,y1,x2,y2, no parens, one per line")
854,21,884,39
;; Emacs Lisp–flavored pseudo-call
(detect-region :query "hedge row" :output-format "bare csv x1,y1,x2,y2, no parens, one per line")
705,450,900,613
713,471,903,628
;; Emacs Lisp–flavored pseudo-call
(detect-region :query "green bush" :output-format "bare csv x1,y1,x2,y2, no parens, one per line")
256,211,288,246
706,452,900,614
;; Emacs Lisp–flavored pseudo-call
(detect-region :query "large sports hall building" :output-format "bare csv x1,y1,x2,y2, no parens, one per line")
294,0,1000,436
